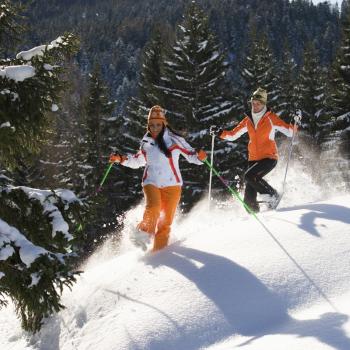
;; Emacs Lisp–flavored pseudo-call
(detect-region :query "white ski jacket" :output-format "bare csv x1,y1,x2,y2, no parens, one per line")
121,129,202,188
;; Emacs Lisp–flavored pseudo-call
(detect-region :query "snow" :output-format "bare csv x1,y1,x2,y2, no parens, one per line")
54,188,82,205
0,245,15,261
175,74,191,81
179,25,186,33
198,40,208,52
0,174,11,182
0,122,11,128
0,65,35,82
311,0,339,6
44,64,54,71
0,218,48,267
1,165,350,349
200,51,219,66
0,89,19,101
16,36,65,61
51,104,59,112
337,112,350,121
29,273,41,288
16,45,47,60
12,186,76,240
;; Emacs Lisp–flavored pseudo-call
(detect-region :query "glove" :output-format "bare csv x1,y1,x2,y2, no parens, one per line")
197,149,207,162
294,109,302,125
209,125,223,137
109,154,122,163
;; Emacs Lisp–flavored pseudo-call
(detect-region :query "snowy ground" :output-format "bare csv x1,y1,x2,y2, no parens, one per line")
1,164,350,350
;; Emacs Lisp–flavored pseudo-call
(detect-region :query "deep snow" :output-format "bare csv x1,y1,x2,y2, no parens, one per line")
1,163,350,350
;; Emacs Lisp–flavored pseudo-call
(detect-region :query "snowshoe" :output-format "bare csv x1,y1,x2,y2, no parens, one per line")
244,201,260,214
130,229,152,251
258,192,282,210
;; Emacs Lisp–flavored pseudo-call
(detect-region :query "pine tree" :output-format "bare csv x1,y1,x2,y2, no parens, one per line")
80,63,116,198
276,42,298,121
14,53,89,191
0,21,86,331
0,0,25,55
123,24,169,161
0,34,79,170
111,103,146,213
138,24,171,108
0,184,86,332
239,26,280,112
73,63,123,251
156,1,239,207
27,61,121,254
294,42,331,181
159,2,235,128
325,2,350,189
49,60,88,191
329,4,350,161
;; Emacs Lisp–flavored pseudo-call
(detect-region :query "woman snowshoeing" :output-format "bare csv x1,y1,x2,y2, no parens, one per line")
109,105,207,251
216,88,296,213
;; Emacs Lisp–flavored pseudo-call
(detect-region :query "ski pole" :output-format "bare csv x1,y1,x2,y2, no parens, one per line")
208,126,216,207
280,109,302,196
202,159,257,217
96,162,114,193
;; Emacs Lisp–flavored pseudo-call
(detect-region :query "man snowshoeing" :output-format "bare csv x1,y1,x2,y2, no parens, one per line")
216,87,296,213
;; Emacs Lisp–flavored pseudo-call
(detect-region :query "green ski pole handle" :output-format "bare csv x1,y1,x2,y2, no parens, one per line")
202,159,257,217
96,162,114,193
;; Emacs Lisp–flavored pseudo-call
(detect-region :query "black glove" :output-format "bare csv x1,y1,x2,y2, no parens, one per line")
209,125,223,137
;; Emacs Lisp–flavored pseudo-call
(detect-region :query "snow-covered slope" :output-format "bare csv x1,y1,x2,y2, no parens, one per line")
1,188,350,350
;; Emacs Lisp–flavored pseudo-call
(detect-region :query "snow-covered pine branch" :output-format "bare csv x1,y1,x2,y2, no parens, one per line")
0,33,79,168
0,185,86,333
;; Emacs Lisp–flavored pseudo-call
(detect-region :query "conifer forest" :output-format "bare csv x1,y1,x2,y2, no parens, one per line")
1,0,350,332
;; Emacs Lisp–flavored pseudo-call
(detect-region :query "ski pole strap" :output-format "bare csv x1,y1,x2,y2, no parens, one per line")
97,162,114,192
203,159,257,217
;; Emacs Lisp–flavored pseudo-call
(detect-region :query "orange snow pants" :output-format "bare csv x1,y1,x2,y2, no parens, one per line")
137,184,181,251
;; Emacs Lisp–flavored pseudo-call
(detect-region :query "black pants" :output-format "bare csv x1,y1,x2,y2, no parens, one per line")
244,158,278,206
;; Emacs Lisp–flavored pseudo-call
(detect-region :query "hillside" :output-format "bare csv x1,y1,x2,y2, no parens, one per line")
1,172,350,349
20,0,341,113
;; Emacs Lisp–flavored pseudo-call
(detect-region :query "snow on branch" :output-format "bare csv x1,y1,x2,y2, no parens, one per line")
16,36,66,61
0,65,35,82
13,186,81,241
0,36,72,83
0,218,48,266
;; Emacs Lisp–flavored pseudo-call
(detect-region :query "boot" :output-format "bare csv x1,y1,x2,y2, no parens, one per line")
268,192,280,209
244,199,260,213
260,192,280,209
130,228,152,251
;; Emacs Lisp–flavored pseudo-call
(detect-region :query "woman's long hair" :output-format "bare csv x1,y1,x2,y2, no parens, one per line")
147,124,184,158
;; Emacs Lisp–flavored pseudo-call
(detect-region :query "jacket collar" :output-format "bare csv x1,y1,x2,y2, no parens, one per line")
245,107,271,123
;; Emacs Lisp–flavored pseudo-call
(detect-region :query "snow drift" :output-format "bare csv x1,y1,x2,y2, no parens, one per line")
1,185,350,350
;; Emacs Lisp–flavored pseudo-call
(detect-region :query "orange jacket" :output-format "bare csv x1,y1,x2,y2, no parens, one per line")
220,110,294,161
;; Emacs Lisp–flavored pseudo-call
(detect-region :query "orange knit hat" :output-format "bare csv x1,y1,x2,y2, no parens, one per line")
147,105,167,125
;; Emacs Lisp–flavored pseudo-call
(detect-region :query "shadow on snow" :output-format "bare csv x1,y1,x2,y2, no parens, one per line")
278,203,350,237
144,244,350,350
